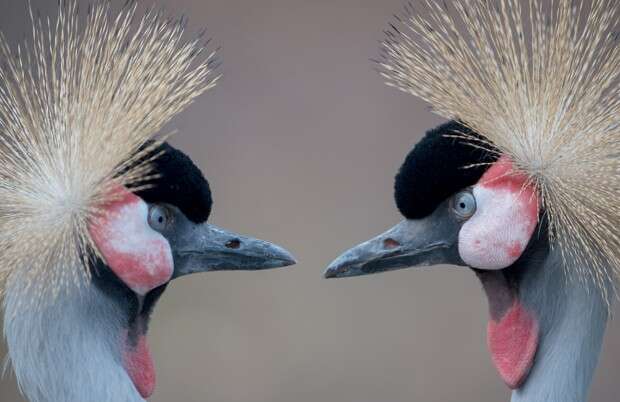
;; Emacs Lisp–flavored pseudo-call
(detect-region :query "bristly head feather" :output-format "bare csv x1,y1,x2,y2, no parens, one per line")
0,1,219,308
379,0,620,302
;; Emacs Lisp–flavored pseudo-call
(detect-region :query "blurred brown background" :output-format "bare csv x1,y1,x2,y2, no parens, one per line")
0,1,618,401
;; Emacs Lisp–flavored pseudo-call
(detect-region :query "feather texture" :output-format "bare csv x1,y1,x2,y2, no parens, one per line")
379,0,620,301
0,1,219,307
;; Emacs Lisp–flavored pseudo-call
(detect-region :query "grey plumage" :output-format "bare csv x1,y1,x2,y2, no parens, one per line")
496,234,608,401
4,269,144,402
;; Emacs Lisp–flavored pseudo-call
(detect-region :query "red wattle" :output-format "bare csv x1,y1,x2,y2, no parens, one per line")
487,301,539,389
123,334,156,398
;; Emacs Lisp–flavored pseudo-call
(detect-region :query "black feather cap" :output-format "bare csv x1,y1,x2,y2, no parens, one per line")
135,142,213,223
394,121,498,220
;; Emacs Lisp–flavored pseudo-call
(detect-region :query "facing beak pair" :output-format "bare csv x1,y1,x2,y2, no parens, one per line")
167,197,464,281
167,198,463,281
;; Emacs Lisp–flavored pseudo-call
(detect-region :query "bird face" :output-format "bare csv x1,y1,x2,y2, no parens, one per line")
86,142,295,398
90,188,296,296
325,121,542,389
326,121,539,278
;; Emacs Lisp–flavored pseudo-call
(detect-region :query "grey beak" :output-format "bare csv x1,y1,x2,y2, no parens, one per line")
324,213,461,279
172,223,296,279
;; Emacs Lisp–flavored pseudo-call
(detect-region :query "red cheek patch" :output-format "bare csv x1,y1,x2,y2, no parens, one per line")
89,187,173,295
487,302,539,389
458,157,539,269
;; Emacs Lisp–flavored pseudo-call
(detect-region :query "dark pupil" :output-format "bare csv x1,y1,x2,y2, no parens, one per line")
158,215,164,223
459,202,466,209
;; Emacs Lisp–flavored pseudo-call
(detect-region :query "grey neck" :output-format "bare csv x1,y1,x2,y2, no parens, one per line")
511,248,608,402
3,275,144,402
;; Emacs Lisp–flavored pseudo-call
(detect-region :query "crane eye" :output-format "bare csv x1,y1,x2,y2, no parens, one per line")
453,191,476,219
148,205,170,232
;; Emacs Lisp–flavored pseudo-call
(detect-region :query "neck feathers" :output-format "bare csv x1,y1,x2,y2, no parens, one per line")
511,247,608,402
3,273,144,402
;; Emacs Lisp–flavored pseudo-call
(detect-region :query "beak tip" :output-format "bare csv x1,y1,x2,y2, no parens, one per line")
324,247,361,278
324,259,346,279
281,256,297,267
323,268,337,279
276,248,297,267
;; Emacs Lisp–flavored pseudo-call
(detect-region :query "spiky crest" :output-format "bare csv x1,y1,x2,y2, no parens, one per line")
0,1,219,307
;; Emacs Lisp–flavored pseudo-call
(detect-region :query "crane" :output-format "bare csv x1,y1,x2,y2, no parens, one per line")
0,2,295,401
325,1,619,401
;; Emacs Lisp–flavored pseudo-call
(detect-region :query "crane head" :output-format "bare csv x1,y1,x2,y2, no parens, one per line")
325,121,541,389
90,142,295,296
86,142,295,398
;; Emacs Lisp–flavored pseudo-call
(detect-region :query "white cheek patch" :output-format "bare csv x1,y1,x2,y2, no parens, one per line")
458,158,539,270
89,188,174,295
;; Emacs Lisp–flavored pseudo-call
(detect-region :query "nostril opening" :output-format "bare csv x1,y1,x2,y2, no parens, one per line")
225,239,241,249
383,238,400,249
